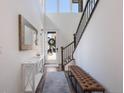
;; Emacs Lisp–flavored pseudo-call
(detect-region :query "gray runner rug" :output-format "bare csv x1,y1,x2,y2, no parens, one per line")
42,72,71,93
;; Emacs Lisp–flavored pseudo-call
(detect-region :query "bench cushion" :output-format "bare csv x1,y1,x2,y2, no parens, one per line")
69,65,105,92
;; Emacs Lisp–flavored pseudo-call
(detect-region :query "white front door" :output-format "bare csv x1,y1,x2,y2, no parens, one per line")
46,31,58,64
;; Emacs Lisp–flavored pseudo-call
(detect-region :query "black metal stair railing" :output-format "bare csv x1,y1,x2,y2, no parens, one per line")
61,41,74,70
61,0,99,71
74,0,99,48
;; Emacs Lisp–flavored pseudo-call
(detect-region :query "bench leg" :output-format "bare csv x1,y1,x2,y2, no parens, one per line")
67,71,70,76
70,77,78,93
103,90,105,93
75,80,77,93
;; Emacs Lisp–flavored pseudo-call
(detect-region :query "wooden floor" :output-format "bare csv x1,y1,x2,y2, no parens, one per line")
36,64,76,93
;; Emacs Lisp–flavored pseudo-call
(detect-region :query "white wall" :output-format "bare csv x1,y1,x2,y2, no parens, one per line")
74,0,123,93
0,0,43,93
44,13,81,64
45,13,82,46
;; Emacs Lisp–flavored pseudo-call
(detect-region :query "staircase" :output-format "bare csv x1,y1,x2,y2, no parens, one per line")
61,0,99,71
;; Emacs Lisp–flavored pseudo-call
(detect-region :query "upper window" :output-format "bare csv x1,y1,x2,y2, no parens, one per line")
46,0,57,13
72,4,78,13
45,0,79,13
59,0,70,13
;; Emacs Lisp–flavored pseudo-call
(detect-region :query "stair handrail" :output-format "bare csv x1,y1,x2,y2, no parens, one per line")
74,0,99,49
61,41,74,70
61,0,100,71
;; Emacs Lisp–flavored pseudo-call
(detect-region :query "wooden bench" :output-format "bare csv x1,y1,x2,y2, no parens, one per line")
68,65,105,93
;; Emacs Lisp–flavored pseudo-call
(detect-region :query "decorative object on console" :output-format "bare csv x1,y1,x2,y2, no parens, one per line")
18,14,38,50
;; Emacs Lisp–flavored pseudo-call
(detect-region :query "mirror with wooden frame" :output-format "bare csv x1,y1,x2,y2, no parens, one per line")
18,14,38,50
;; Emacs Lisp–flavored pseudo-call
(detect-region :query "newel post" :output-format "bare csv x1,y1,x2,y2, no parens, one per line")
73,34,76,49
61,47,64,71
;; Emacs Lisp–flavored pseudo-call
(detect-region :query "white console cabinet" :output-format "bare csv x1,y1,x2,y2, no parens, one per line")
22,56,44,93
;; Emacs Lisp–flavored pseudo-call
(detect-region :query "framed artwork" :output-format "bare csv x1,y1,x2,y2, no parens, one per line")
18,14,38,50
